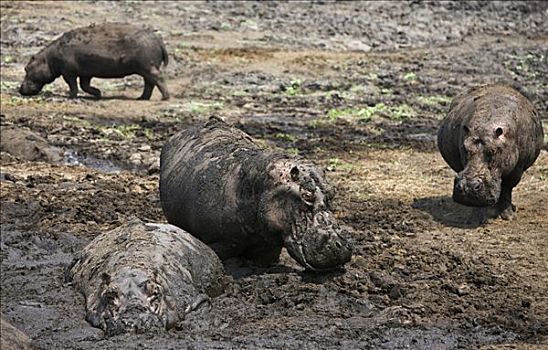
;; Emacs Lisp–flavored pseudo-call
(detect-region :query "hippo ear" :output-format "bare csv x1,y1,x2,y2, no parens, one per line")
290,166,299,181
495,127,503,138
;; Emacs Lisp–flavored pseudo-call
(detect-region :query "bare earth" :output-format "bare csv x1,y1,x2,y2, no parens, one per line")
1,1,547,349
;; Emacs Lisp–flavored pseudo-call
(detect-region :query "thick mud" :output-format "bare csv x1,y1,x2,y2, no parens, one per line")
1,1,547,349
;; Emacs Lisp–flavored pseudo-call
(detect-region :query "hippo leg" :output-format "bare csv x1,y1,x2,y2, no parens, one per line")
62,74,79,98
138,79,154,100
495,186,516,221
140,67,169,100
80,77,102,99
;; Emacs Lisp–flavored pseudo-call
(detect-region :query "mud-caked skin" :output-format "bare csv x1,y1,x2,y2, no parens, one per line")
160,117,353,271
1,318,34,350
0,127,64,163
437,84,543,224
19,23,169,100
67,219,227,336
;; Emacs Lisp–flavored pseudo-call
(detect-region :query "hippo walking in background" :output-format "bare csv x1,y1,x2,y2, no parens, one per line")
67,219,227,336
19,23,169,100
437,84,543,224
160,117,353,271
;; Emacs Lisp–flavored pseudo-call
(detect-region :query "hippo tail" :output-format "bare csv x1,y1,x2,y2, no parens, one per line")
161,41,169,67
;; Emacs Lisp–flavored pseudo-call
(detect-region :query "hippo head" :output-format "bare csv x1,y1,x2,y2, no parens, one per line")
453,123,517,207
261,159,353,271
19,53,56,96
85,268,176,336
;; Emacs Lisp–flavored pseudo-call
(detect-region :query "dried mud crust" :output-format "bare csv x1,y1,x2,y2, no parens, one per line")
1,1,548,349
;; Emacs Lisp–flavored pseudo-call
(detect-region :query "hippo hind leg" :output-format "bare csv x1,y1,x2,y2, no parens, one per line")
138,66,169,100
80,77,102,99
138,78,154,100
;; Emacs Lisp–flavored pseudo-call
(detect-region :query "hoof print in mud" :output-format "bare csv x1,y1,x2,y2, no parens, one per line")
67,219,227,336
437,84,543,224
19,23,170,100
160,117,353,271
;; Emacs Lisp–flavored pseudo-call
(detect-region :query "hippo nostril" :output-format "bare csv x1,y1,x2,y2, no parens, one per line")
472,181,483,192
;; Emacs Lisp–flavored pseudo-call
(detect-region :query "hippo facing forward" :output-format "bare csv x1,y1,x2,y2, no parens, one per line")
437,84,543,224
68,219,227,336
20,23,169,100
160,117,353,271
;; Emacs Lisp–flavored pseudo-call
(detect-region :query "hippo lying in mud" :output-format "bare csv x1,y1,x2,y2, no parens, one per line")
67,219,227,336
0,127,63,163
437,84,543,224
1,317,34,350
19,23,169,100
160,117,353,271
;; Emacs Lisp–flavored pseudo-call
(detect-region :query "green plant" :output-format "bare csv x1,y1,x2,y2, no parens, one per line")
403,72,417,81
328,104,387,122
274,133,297,142
185,101,223,114
287,147,299,156
326,158,355,171
285,79,302,96
417,95,452,106
388,104,416,120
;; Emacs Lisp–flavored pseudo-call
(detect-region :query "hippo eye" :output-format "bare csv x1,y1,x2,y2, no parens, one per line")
495,127,503,138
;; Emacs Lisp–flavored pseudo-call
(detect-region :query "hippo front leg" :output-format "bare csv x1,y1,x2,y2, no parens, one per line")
494,186,516,221
80,77,102,99
62,74,79,98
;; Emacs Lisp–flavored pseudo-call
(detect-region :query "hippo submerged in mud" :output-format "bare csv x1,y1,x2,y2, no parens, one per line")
160,117,353,271
437,84,543,224
19,23,169,100
67,219,227,336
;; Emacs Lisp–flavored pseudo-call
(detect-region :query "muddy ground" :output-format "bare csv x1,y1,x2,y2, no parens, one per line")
1,1,547,349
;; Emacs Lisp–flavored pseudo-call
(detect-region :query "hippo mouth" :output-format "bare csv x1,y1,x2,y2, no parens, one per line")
85,271,176,336
283,211,353,271
19,80,43,96
452,175,500,207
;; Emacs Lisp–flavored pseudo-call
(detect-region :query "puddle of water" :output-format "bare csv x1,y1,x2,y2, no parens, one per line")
64,150,122,173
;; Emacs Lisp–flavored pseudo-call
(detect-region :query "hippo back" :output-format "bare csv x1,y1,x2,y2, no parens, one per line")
160,118,281,254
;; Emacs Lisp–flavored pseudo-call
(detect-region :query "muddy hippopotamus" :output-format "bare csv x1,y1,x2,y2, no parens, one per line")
0,127,64,163
160,117,353,271
1,318,34,350
437,84,543,224
67,219,227,336
19,23,169,100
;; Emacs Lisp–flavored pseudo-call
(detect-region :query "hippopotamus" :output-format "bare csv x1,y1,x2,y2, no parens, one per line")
0,127,63,163
1,317,34,350
67,219,227,336
19,23,169,100
437,84,543,224
160,117,353,271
